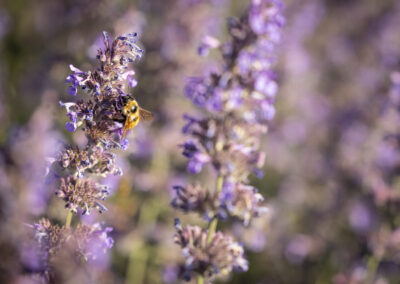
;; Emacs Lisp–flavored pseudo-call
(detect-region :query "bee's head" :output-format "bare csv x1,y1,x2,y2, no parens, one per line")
122,99,139,115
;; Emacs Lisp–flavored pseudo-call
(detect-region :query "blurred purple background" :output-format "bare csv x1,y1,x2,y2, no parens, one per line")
1,0,400,283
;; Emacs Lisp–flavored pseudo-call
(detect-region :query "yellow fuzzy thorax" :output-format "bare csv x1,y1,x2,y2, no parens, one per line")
122,99,140,133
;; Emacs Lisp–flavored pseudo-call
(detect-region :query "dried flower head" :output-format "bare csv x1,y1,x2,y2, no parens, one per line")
73,223,114,261
219,180,269,225
33,218,69,266
56,145,122,178
171,184,215,216
32,218,113,272
171,180,268,225
174,219,248,281
55,177,109,214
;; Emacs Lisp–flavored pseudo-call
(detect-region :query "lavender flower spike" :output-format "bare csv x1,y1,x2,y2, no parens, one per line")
172,0,284,281
61,31,143,146
31,31,148,281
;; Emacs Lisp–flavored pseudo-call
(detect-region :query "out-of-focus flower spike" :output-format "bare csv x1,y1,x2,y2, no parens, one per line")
172,0,284,280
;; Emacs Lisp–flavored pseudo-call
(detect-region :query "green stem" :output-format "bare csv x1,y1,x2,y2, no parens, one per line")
198,175,224,284
126,241,148,284
125,200,161,284
206,175,224,244
65,210,73,228
365,250,384,284
206,217,218,245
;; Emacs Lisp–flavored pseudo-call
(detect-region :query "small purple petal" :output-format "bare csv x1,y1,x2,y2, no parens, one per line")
198,35,220,56
261,102,275,120
120,139,129,150
181,141,198,158
187,153,210,174
69,64,84,74
67,86,77,96
127,75,138,88
255,74,278,98
65,122,77,132
66,112,77,123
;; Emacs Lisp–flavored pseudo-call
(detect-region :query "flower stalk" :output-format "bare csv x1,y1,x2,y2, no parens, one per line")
206,175,224,245
172,0,285,282
30,31,149,280
65,210,73,228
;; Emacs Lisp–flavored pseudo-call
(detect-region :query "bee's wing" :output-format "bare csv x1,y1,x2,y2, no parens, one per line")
139,108,154,122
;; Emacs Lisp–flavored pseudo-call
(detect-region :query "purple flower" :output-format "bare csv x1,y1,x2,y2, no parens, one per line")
59,101,75,112
254,72,278,98
220,181,268,226
65,65,87,96
226,87,244,110
198,35,220,56
69,64,85,74
187,152,210,174
208,88,223,112
182,114,199,134
171,184,211,213
260,101,276,121
127,75,138,88
120,138,129,150
65,122,77,132
96,225,114,249
73,222,114,259
66,111,77,123
237,51,254,75
220,180,235,205
122,70,138,88
184,77,210,107
67,85,77,96
181,141,199,158
249,0,286,37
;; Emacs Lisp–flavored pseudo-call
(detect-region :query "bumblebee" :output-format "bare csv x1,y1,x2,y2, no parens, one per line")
116,95,154,139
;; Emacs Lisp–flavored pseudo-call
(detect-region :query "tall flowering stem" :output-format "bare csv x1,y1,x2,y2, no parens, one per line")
206,175,223,245
65,210,73,228
172,0,285,282
32,31,146,279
